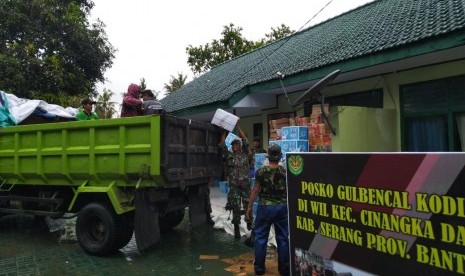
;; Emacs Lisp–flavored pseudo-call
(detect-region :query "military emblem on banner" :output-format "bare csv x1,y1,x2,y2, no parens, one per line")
288,155,303,176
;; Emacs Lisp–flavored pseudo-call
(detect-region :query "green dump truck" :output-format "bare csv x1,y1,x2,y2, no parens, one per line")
0,114,223,255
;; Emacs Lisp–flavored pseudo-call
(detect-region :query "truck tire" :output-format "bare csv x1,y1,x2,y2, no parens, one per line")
76,203,122,256
159,209,185,233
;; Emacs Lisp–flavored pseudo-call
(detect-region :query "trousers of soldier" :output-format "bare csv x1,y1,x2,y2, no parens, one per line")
227,185,250,225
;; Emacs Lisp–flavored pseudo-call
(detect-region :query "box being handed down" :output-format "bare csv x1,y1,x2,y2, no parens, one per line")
211,108,239,132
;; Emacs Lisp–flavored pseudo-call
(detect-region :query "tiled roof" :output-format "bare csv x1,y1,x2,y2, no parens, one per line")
161,0,465,113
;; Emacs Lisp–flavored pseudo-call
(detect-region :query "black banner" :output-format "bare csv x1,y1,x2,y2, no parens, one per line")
286,153,465,276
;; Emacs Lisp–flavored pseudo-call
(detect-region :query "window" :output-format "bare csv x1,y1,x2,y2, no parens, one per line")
253,123,263,144
401,75,465,152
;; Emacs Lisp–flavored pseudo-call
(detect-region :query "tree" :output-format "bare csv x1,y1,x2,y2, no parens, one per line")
186,23,294,75
263,24,295,44
164,73,187,93
39,92,81,108
95,88,116,119
139,78,147,91
0,0,115,101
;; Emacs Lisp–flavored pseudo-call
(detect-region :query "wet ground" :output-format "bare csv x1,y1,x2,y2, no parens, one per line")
0,187,281,276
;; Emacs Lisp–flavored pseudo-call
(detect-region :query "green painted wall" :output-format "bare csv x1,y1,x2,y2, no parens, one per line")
332,106,397,152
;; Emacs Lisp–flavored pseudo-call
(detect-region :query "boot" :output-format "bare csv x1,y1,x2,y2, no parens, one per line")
234,223,241,239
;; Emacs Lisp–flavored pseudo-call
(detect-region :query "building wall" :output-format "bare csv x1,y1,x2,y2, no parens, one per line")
332,106,397,152
238,59,465,151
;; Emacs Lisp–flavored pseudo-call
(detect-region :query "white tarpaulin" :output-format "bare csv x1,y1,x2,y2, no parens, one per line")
211,204,277,247
1,91,78,124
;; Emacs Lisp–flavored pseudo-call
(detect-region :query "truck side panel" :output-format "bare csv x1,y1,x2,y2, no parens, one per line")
0,116,161,187
0,115,223,188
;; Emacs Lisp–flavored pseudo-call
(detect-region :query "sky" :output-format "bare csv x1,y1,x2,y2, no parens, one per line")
90,0,375,103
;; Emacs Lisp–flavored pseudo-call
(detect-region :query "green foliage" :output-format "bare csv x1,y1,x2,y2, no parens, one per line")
263,24,295,44
139,78,147,91
36,92,81,108
186,23,294,75
95,88,116,119
0,0,115,99
164,72,187,93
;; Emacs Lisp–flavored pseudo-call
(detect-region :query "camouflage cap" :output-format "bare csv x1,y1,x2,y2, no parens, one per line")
231,139,241,146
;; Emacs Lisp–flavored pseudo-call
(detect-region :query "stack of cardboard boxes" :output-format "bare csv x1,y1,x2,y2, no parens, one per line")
307,104,332,152
266,104,332,154
268,124,310,166
268,118,291,140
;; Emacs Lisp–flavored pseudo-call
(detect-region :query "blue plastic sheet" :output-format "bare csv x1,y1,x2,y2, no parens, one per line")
0,91,17,127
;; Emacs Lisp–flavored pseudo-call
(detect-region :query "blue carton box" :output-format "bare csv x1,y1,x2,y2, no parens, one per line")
281,126,309,140
281,140,309,153
224,132,240,151
269,140,282,148
254,153,268,170
219,181,229,194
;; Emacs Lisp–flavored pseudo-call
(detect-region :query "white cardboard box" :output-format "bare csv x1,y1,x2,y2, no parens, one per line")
211,108,239,132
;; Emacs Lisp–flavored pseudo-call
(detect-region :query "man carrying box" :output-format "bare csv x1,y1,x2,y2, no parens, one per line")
220,126,251,239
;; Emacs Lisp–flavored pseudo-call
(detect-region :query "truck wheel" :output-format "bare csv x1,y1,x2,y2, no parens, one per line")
76,203,121,256
159,209,185,233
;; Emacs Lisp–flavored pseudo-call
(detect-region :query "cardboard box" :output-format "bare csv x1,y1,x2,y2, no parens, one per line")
309,134,322,145
309,114,322,124
270,123,290,130
270,118,290,130
309,123,326,137
211,108,239,132
309,134,332,146
323,134,332,146
219,181,230,193
254,153,268,170
296,116,310,126
280,140,309,153
269,140,283,149
289,117,297,126
311,104,329,115
269,129,280,140
281,126,309,140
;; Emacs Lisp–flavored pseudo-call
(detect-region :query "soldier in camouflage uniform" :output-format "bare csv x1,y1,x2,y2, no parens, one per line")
248,136,267,169
246,144,289,276
221,126,250,239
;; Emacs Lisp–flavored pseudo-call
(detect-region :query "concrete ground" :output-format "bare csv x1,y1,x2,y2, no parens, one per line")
0,186,282,276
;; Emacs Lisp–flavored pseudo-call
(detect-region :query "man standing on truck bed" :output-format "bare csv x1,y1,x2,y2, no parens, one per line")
121,83,142,117
221,126,251,239
141,89,165,115
76,98,99,121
